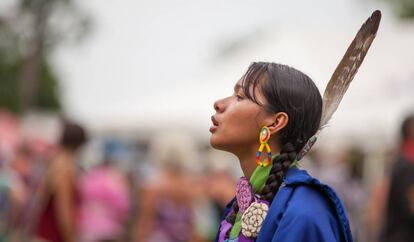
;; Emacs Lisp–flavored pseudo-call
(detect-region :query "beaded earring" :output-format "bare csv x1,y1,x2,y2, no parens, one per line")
255,126,272,167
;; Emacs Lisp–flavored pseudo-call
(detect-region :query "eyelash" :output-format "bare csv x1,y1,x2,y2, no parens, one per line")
235,94,243,101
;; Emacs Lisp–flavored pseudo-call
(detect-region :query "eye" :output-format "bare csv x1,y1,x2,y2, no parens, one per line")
235,93,244,101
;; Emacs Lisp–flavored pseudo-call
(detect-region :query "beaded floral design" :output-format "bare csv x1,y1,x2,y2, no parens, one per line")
236,177,254,214
240,201,269,238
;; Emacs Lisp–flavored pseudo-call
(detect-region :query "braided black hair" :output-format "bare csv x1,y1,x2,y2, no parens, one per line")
225,62,322,222
261,142,297,203
225,201,239,224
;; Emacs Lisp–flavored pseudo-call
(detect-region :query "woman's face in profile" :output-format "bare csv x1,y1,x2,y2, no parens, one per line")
210,78,269,154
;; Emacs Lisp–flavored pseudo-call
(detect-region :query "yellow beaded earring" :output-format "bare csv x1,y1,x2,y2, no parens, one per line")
256,126,272,167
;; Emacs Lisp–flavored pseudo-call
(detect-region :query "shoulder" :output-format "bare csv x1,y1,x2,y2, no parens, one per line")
48,152,76,188
277,184,343,241
269,189,343,242
287,184,336,218
282,168,343,219
269,168,348,242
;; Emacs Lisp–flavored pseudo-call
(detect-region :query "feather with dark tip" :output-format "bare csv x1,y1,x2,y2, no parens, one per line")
320,10,381,127
296,10,381,161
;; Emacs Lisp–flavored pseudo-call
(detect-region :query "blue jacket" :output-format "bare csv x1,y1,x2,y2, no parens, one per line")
216,167,353,242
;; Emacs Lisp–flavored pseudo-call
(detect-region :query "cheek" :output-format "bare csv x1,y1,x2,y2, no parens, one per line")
226,108,258,138
210,103,260,150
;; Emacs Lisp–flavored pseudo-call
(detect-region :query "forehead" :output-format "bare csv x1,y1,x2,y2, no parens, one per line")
236,78,243,85
234,77,268,106
234,76,260,94
234,80,242,91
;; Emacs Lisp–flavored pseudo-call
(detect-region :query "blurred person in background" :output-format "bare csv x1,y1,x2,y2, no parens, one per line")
0,144,32,241
340,148,365,242
33,120,87,242
365,149,395,242
202,148,237,213
134,132,196,242
193,148,238,242
78,140,131,242
0,111,34,241
381,114,414,242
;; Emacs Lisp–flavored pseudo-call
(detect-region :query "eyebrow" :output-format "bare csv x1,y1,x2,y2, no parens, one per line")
234,83,242,93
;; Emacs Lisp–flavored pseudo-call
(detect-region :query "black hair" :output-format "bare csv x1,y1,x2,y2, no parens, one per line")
226,62,322,224
60,120,88,151
401,114,414,141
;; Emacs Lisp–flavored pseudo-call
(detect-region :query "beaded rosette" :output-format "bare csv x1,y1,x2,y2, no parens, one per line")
240,201,268,238
219,177,269,242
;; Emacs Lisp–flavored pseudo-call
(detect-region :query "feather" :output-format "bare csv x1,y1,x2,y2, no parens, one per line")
296,10,381,161
320,10,381,127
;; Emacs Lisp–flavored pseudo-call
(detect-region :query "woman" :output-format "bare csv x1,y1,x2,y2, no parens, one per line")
210,62,353,242
34,121,87,242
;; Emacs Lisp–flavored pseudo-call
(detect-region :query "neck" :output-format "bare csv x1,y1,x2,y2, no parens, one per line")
238,151,256,178
60,148,75,158
236,142,280,178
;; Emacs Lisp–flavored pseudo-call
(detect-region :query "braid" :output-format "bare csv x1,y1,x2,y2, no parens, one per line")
225,199,239,224
261,142,297,204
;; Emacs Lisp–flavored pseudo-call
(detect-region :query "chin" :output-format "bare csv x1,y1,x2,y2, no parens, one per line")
210,134,225,150
210,135,233,153
209,134,220,149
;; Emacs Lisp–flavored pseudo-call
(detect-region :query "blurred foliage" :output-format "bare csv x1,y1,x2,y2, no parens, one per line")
0,61,20,113
0,0,91,113
385,0,414,19
0,62,60,113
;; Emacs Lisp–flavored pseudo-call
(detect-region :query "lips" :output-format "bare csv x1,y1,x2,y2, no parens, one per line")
211,116,219,126
210,116,219,133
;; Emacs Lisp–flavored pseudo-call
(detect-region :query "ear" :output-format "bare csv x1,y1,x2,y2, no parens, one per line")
265,112,289,136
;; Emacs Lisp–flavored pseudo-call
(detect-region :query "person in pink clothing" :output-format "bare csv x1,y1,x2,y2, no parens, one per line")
78,141,131,242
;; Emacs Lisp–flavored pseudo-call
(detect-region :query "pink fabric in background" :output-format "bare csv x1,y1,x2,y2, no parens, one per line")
78,166,130,242
0,111,21,160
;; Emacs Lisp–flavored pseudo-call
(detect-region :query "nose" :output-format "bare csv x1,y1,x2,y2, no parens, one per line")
214,99,224,113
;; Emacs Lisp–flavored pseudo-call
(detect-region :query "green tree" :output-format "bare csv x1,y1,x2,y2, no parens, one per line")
0,0,91,113
385,0,414,19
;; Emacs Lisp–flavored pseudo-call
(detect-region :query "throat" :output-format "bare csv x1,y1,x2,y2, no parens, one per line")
237,152,258,178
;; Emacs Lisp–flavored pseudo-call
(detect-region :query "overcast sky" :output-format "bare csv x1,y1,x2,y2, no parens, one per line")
25,0,414,143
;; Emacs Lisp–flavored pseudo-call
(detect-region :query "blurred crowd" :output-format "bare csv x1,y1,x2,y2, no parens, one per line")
1,109,414,242
0,110,237,242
